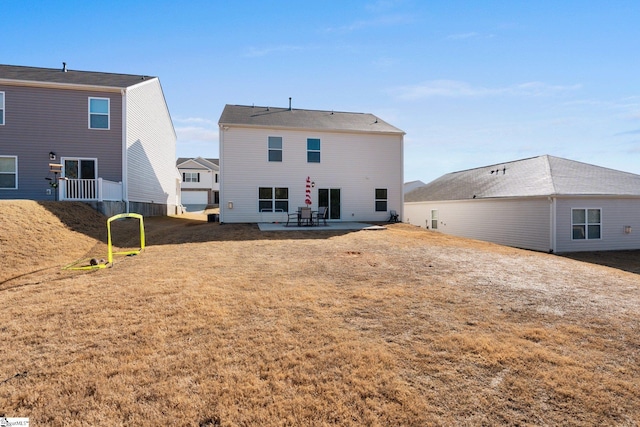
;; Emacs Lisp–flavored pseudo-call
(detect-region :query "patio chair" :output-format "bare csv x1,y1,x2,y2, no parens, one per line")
286,207,303,227
314,206,328,226
300,207,312,226
388,210,399,223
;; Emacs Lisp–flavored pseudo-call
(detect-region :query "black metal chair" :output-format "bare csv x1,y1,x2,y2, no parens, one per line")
314,206,328,226
388,210,399,223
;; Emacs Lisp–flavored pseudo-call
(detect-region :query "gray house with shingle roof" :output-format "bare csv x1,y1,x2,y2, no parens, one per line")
218,104,405,223
0,63,179,216
404,155,640,253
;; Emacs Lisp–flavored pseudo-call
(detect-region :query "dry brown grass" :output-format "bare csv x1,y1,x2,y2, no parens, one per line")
1,201,639,426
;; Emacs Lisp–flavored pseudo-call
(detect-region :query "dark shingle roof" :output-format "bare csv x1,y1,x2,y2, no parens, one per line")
405,155,640,202
219,104,404,134
176,157,219,169
0,64,154,88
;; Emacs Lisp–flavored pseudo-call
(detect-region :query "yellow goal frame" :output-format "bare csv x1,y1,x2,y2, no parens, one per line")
64,212,145,270
107,212,145,264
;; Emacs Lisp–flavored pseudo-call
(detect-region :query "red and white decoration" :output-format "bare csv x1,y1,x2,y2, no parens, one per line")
305,176,312,206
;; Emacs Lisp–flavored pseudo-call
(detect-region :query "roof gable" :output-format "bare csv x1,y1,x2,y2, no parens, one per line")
219,104,404,135
405,155,640,202
0,64,154,89
176,157,219,170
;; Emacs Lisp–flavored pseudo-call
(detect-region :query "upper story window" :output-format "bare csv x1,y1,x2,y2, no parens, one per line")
268,136,282,162
89,97,110,129
0,92,5,125
307,138,320,163
572,208,601,240
183,172,200,183
0,156,17,189
375,188,387,211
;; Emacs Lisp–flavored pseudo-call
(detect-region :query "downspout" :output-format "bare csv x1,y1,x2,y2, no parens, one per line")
219,125,225,223
121,89,129,212
549,196,557,253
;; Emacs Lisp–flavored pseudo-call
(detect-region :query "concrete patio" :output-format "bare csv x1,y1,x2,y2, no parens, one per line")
257,222,386,232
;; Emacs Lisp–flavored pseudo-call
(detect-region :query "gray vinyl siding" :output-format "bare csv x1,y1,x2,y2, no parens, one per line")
125,79,177,208
404,198,552,252
220,126,403,223
0,84,122,200
554,197,640,253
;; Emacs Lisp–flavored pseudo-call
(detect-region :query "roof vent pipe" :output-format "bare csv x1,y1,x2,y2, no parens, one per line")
62,62,67,72
289,97,292,111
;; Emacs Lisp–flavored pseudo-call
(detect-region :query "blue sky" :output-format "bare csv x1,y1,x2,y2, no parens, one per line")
4,1,639,183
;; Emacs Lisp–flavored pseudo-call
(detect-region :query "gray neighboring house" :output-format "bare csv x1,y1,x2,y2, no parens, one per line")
404,155,640,253
176,157,220,209
0,63,179,216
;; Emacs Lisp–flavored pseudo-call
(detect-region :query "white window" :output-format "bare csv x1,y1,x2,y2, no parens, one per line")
0,156,17,189
0,91,5,125
431,209,438,230
307,138,320,163
268,136,282,162
183,172,200,183
89,97,109,129
375,188,387,211
258,187,289,212
572,208,601,240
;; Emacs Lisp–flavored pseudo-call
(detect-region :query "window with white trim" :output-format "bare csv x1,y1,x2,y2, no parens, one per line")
258,187,289,212
572,208,601,240
268,136,282,162
0,156,17,189
183,172,200,183
89,97,110,129
307,138,320,163
0,92,5,125
431,209,438,230
375,188,387,211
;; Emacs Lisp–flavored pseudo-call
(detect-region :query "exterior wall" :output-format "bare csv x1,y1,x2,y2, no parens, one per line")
554,197,640,253
404,197,552,252
0,84,123,200
220,126,403,223
124,79,178,214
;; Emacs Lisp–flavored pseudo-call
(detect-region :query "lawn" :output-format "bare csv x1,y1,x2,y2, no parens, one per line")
1,201,639,426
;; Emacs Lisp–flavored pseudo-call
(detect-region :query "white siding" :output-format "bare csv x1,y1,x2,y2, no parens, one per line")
221,126,403,223
555,197,640,253
404,198,552,252
124,79,177,207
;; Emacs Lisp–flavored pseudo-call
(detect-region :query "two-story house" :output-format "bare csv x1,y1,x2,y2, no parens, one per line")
0,63,179,216
176,157,219,210
218,103,405,223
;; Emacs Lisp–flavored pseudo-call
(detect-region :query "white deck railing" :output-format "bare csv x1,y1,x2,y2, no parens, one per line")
60,178,122,201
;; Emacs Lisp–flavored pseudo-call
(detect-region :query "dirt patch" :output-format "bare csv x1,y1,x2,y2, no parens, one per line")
1,201,639,425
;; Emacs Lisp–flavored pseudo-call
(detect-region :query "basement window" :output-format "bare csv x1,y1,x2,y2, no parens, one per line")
572,208,601,240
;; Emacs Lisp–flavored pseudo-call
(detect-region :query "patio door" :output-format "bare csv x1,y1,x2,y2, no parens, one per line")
318,188,340,220
62,158,97,199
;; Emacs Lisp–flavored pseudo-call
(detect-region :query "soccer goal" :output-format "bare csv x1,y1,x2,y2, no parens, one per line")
64,212,145,270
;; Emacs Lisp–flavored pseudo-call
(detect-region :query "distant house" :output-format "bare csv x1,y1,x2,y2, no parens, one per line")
218,104,405,223
176,157,219,209
0,63,179,216
404,155,640,253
